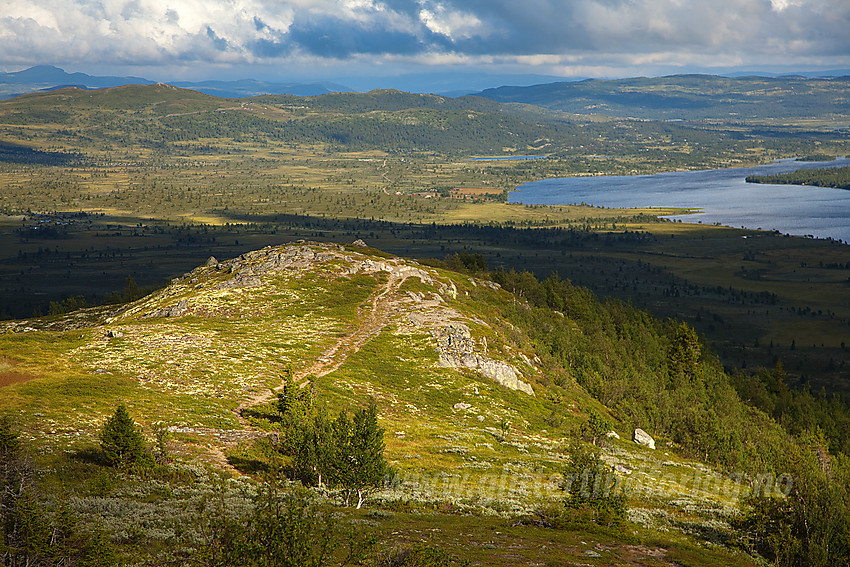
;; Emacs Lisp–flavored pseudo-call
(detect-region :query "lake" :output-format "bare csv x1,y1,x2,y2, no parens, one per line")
509,158,850,242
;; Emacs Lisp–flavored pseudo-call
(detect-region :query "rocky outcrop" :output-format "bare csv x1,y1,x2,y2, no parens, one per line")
433,323,534,396
143,299,190,319
190,243,436,291
633,428,655,450
112,241,539,399
213,244,339,289
216,274,262,289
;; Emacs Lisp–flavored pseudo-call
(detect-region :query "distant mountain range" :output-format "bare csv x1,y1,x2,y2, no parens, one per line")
0,65,573,99
0,65,153,90
474,74,850,120
3,66,850,118
0,65,350,100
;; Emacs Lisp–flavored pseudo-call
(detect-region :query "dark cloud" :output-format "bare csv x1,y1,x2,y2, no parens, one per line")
248,37,292,58
287,16,431,58
253,17,269,33
206,26,228,52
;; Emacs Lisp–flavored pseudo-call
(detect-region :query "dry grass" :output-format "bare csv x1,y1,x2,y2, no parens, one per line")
0,370,38,388
0,356,38,388
0,356,37,388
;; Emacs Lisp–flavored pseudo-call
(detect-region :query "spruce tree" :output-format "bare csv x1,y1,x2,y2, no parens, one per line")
331,410,354,505
100,404,150,468
561,440,626,526
668,322,702,386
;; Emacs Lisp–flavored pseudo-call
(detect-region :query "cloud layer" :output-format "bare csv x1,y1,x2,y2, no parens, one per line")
2,0,849,76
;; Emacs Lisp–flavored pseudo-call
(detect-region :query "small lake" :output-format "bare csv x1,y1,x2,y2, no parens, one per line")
509,158,850,242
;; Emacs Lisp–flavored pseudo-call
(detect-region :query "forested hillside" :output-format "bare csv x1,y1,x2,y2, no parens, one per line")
746,165,850,190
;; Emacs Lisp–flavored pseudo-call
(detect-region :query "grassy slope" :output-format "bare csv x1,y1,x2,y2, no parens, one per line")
1,242,762,565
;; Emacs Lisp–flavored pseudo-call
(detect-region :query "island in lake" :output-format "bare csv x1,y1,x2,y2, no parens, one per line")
746,165,850,190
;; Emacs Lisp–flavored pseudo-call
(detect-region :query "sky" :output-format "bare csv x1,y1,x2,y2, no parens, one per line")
1,0,849,89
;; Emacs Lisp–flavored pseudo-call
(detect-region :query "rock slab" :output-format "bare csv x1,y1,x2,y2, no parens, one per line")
633,428,655,450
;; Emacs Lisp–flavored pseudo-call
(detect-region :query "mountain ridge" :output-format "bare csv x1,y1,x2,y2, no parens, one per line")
0,65,348,100
476,74,850,120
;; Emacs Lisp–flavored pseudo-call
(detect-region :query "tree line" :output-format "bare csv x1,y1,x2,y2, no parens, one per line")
442,254,850,565
746,166,850,190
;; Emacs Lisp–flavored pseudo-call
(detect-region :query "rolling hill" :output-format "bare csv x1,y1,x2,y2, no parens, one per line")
477,74,850,121
1,240,848,565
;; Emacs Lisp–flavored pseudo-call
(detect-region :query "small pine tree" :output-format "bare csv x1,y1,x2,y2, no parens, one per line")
581,410,609,447
99,404,151,468
122,276,142,302
335,399,388,509
561,440,626,526
276,372,312,423
276,371,300,419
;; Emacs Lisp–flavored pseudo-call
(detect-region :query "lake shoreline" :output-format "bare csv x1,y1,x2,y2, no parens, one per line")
510,157,850,243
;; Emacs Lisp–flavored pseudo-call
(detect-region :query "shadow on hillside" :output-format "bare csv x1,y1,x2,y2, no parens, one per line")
71,445,106,466
0,140,82,165
226,453,274,475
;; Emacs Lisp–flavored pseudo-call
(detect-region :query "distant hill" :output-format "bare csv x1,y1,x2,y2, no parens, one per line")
4,81,843,170
476,74,850,120
0,64,152,88
171,78,350,98
0,65,348,100
0,84,590,156
0,66,575,99
0,65,153,99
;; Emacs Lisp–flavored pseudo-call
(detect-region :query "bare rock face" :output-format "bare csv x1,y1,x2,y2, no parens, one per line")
633,428,656,450
210,244,337,289
216,274,262,289
433,323,534,396
143,299,190,319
